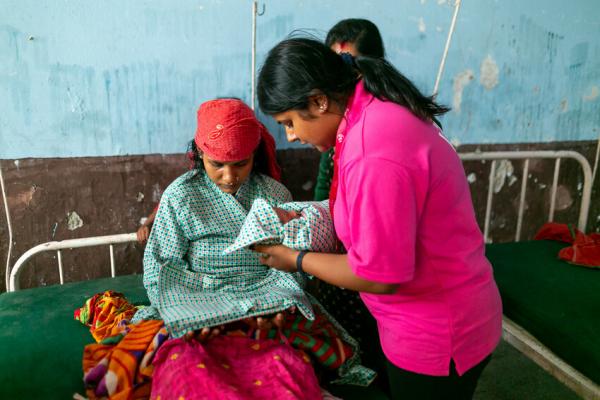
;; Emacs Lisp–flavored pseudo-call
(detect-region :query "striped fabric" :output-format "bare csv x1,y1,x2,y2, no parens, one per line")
83,319,168,400
74,290,138,343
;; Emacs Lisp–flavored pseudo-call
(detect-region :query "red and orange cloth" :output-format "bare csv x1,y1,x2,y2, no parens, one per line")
534,222,600,268
83,320,168,400
74,291,139,343
76,292,361,400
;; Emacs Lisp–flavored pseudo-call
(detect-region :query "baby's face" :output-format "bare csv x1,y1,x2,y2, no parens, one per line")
273,208,301,224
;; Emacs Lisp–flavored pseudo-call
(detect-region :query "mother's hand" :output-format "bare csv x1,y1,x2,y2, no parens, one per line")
253,244,299,273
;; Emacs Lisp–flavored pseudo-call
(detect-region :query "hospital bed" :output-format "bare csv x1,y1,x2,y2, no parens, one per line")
1,150,598,399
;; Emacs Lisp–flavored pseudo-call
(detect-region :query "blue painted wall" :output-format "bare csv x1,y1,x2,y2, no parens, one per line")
1,0,599,159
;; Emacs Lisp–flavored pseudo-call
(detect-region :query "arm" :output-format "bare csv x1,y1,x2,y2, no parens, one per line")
137,207,158,244
254,244,398,294
257,159,419,295
142,194,190,309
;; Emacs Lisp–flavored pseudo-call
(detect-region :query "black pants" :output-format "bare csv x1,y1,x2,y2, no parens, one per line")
386,356,491,400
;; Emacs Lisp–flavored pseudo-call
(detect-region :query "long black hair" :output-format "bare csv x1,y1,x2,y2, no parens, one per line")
325,18,385,58
257,38,449,126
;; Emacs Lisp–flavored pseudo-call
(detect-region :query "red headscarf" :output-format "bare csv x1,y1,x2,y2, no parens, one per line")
194,99,281,181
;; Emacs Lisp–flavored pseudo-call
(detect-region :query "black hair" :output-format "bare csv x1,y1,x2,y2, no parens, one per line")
325,18,385,58
187,140,271,177
187,140,204,171
257,38,449,127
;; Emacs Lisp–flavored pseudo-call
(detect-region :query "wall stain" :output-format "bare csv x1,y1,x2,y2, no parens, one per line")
480,55,499,90
452,70,474,112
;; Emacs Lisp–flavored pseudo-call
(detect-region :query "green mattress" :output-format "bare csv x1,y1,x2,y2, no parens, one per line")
486,240,600,386
1,240,596,398
0,274,388,399
0,274,148,399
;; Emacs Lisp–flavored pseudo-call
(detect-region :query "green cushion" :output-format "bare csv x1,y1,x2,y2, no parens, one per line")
0,274,148,399
0,273,388,398
486,240,600,385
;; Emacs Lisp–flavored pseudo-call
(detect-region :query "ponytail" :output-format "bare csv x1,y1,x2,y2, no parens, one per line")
257,38,449,127
354,56,449,127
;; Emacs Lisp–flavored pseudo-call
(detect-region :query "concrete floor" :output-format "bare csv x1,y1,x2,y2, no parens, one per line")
475,340,581,400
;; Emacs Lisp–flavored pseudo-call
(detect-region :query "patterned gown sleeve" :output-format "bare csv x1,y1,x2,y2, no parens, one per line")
132,188,191,321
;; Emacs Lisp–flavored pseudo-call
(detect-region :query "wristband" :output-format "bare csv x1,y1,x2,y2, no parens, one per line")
296,251,308,275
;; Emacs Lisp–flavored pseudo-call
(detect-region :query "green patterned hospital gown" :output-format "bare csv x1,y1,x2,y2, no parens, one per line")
131,169,376,385
131,170,314,338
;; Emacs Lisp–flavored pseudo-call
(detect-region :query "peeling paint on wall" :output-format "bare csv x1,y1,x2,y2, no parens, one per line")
418,17,426,33
67,211,84,231
555,185,573,211
14,185,37,208
480,55,499,90
452,70,474,112
492,160,514,193
2,1,600,156
151,183,161,202
583,85,599,101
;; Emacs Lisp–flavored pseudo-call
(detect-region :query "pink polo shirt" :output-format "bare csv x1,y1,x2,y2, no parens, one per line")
333,81,502,376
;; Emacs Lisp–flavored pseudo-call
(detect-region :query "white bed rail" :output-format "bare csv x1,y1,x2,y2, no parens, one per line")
459,150,593,243
6,150,593,293
8,233,137,292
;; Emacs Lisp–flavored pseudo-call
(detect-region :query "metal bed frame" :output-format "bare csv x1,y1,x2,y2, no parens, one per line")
4,150,598,399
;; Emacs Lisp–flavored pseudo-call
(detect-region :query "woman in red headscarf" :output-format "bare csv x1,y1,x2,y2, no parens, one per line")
135,98,282,244
132,98,293,326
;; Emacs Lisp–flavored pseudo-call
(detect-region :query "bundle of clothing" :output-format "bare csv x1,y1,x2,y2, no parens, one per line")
534,222,600,268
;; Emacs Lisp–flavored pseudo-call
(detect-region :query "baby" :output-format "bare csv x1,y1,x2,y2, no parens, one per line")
225,199,336,255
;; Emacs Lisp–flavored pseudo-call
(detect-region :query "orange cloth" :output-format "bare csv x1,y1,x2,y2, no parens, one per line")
534,222,600,268
74,291,139,343
83,320,167,400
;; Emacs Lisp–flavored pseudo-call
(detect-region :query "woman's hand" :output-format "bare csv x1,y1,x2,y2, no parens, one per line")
254,244,299,273
184,326,224,342
273,207,301,224
242,311,288,330
136,225,150,244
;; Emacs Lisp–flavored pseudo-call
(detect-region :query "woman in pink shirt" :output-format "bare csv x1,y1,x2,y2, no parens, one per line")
254,37,503,399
